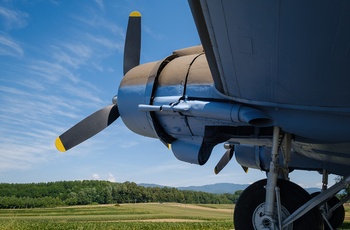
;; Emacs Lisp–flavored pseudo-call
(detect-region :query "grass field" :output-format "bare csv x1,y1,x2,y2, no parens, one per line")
0,203,234,230
0,203,349,229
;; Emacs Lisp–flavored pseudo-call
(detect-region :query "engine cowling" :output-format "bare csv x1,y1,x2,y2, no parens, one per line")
117,47,273,165
117,61,159,138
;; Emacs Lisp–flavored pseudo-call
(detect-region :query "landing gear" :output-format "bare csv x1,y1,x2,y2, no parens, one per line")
231,126,350,229
311,192,345,230
323,195,345,230
310,170,346,229
234,179,323,229
233,126,325,229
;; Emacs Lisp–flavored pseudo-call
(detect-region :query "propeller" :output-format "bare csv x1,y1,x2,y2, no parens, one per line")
214,146,234,174
55,104,119,152
123,11,141,75
55,11,142,152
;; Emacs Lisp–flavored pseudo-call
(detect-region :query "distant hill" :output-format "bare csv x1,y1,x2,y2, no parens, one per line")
178,183,248,194
305,187,321,194
138,183,165,188
139,182,320,195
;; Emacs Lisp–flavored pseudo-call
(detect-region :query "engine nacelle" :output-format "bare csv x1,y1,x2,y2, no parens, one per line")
118,46,273,165
118,49,218,165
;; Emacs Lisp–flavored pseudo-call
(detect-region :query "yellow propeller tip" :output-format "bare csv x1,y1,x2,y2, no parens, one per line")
55,137,66,152
130,11,141,17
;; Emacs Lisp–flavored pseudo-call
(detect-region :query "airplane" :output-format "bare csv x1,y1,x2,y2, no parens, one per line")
55,0,350,229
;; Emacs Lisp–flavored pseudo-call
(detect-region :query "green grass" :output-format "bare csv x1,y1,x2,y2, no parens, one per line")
0,203,234,230
0,203,349,229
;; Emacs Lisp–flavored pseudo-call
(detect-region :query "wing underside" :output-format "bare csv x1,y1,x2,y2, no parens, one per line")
189,0,350,108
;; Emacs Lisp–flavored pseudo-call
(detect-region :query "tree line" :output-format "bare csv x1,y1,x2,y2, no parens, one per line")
0,180,242,209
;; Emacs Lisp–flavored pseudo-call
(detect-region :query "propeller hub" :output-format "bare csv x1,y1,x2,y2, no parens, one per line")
112,95,118,105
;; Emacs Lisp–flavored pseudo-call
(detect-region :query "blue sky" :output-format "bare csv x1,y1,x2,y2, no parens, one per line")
0,0,332,188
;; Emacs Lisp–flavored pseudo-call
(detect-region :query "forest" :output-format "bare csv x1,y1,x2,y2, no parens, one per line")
0,180,242,209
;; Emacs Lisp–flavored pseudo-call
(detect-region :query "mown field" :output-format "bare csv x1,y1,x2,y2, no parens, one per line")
0,203,349,229
0,203,234,230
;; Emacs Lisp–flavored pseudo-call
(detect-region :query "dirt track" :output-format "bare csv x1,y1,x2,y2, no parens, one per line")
166,203,233,213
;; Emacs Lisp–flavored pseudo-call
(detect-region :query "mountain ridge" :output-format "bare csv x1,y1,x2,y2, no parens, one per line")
138,182,320,194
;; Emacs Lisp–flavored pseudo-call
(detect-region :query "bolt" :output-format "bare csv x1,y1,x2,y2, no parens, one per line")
262,218,271,227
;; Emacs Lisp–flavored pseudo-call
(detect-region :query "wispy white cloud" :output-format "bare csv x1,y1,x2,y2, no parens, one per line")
94,0,104,10
119,140,139,149
73,9,124,38
92,173,100,179
0,33,23,57
0,1,123,177
63,43,93,59
0,69,104,170
0,115,59,170
108,172,116,182
51,43,93,68
0,85,28,96
50,36,121,73
0,6,28,30
62,83,103,105
0,88,78,127
26,59,104,102
15,78,46,91
28,60,79,83
152,162,192,173
143,25,166,41
86,34,123,53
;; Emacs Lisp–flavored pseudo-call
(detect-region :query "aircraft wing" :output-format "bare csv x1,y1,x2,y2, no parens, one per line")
189,0,350,108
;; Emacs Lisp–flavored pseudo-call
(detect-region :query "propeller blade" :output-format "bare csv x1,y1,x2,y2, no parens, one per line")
214,147,234,174
123,11,141,75
55,104,119,152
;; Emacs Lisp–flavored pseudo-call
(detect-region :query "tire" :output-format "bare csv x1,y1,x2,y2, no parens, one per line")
311,192,345,230
234,179,323,229
326,196,345,230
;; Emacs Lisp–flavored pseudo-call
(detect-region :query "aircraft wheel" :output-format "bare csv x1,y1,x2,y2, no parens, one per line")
311,192,345,230
234,179,323,230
